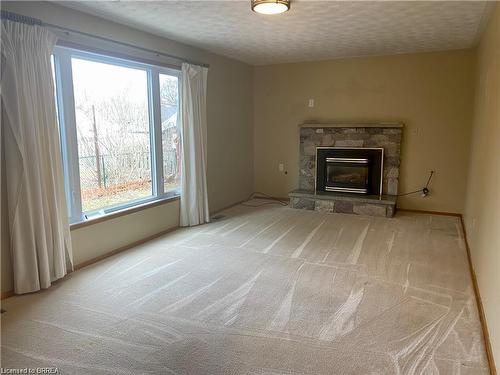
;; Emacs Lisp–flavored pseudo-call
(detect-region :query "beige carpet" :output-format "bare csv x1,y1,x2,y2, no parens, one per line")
1,202,489,374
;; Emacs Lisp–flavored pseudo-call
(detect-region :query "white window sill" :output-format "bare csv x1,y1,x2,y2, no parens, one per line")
70,195,180,231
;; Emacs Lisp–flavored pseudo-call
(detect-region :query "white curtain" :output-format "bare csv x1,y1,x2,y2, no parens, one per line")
1,20,73,294
179,63,210,227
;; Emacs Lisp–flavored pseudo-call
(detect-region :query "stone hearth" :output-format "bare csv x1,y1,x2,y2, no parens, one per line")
289,189,397,218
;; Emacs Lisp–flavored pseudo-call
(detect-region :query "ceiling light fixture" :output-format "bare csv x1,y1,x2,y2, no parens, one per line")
251,0,290,15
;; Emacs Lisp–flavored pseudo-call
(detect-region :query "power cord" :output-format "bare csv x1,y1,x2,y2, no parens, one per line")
240,191,289,207
241,171,435,205
397,170,434,197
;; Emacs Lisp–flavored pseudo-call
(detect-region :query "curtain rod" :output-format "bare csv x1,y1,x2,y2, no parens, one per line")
1,10,210,68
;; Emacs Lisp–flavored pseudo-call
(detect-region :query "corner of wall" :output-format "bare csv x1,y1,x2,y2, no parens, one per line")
463,3,500,372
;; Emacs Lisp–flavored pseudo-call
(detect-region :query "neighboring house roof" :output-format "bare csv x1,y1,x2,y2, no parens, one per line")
161,113,178,130
161,105,177,119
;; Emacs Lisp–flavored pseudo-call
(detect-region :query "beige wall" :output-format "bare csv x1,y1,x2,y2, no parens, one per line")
71,201,180,266
464,4,500,367
1,1,254,293
254,50,476,213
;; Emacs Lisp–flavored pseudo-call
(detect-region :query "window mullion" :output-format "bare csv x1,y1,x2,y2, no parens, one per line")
55,49,84,223
150,68,164,197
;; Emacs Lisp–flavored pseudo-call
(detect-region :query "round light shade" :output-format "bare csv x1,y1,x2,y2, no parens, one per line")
251,0,290,15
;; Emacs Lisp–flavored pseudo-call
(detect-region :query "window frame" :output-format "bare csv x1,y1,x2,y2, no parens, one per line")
52,46,182,224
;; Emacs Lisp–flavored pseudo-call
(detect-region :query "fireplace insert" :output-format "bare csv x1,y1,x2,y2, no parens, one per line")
316,147,383,195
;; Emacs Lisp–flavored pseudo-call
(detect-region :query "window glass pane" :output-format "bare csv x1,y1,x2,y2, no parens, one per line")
71,57,152,212
159,73,181,193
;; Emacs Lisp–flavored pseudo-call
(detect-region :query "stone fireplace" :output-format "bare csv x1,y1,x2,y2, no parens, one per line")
289,122,403,217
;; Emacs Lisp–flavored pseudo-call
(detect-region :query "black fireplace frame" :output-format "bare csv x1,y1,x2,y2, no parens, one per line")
315,147,384,196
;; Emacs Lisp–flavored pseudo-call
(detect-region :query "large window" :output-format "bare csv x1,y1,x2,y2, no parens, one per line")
52,47,181,223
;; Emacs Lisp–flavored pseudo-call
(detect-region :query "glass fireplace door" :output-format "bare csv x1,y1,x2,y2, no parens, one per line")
325,157,370,193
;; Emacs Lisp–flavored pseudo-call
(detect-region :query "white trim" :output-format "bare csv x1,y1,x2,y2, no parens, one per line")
150,67,163,197
54,48,84,223
84,193,179,220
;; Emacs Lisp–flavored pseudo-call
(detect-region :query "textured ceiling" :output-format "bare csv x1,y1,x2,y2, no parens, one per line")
59,1,493,65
